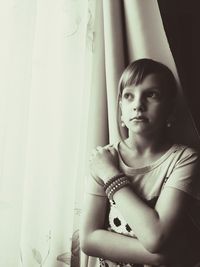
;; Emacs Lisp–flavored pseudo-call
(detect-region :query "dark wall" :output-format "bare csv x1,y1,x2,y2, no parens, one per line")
158,0,200,130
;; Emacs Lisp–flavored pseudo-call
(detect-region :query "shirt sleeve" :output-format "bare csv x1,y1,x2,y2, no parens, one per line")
85,142,119,197
164,147,200,200
85,173,107,197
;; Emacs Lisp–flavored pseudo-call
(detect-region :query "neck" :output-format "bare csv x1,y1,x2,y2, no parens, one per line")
125,130,171,154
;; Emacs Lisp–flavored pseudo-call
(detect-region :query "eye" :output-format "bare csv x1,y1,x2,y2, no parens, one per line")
122,92,133,100
145,91,160,99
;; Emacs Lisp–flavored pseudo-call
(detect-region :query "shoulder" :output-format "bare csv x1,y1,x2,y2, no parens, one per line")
163,145,200,198
103,141,120,151
173,144,200,165
160,144,199,172
173,143,198,154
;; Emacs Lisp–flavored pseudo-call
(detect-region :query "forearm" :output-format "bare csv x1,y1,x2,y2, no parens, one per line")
81,229,167,266
99,168,164,251
113,186,162,251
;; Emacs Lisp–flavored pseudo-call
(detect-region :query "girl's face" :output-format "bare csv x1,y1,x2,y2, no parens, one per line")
120,73,172,137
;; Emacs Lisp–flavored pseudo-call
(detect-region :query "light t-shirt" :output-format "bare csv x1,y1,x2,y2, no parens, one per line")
86,143,200,267
87,143,200,200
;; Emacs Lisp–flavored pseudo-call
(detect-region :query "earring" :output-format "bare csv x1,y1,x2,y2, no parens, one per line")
167,121,171,128
121,115,125,127
121,121,125,127
166,117,174,128
166,114,175,128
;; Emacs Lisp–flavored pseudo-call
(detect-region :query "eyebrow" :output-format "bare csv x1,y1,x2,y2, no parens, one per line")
123,86,161,92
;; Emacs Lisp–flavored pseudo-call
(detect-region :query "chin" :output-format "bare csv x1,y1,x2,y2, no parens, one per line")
129,126,150,134
130,122,161,135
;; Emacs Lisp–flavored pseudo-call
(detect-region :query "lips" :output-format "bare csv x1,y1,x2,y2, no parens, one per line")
130,116,148,122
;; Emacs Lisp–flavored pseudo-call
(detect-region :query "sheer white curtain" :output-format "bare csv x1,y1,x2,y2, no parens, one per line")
0,0,97,266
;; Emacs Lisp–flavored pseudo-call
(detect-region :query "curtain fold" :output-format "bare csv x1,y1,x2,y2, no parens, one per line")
102,0,127,143
102,0,181,145
0,2,37,266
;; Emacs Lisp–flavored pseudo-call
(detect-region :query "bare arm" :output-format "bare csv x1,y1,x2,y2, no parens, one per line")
80,193,196,266
109,150,200,253
89,146,200,253
112,185,190,253
80,193,163,265
81,146,200,265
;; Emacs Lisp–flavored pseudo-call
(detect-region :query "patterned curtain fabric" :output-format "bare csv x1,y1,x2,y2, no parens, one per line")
0,0,97,266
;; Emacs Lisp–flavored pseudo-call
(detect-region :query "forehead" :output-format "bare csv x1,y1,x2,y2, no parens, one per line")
123,73,165,92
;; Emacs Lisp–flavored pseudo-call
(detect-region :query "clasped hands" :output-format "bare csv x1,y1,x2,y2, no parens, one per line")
89,145,121,184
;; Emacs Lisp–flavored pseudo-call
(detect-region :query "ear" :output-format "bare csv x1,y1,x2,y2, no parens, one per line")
168,98,176,116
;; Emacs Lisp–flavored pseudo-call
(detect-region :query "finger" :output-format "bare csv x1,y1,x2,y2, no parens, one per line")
96,146,103,151
107,146,115,152
91,146,101,154
104,144,113,149
107,146,117,156
90,147,102,160
90,149,97,160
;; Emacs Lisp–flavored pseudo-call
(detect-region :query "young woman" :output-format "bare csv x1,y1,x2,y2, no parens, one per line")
80,59,200,267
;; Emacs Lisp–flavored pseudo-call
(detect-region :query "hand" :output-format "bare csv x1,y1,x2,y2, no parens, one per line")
89,145,121,184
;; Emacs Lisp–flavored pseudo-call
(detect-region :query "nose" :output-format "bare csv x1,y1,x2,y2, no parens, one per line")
133,95,145,112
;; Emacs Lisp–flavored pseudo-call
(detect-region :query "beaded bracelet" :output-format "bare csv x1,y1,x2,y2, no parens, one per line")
105,176,128,194
105,176,130,201
103,173,125,190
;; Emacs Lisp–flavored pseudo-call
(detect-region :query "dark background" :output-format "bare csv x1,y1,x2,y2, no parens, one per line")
158,0,200,131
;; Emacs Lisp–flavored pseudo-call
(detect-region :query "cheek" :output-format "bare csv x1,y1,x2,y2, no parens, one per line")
121,105,131,119
152,104,170,120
